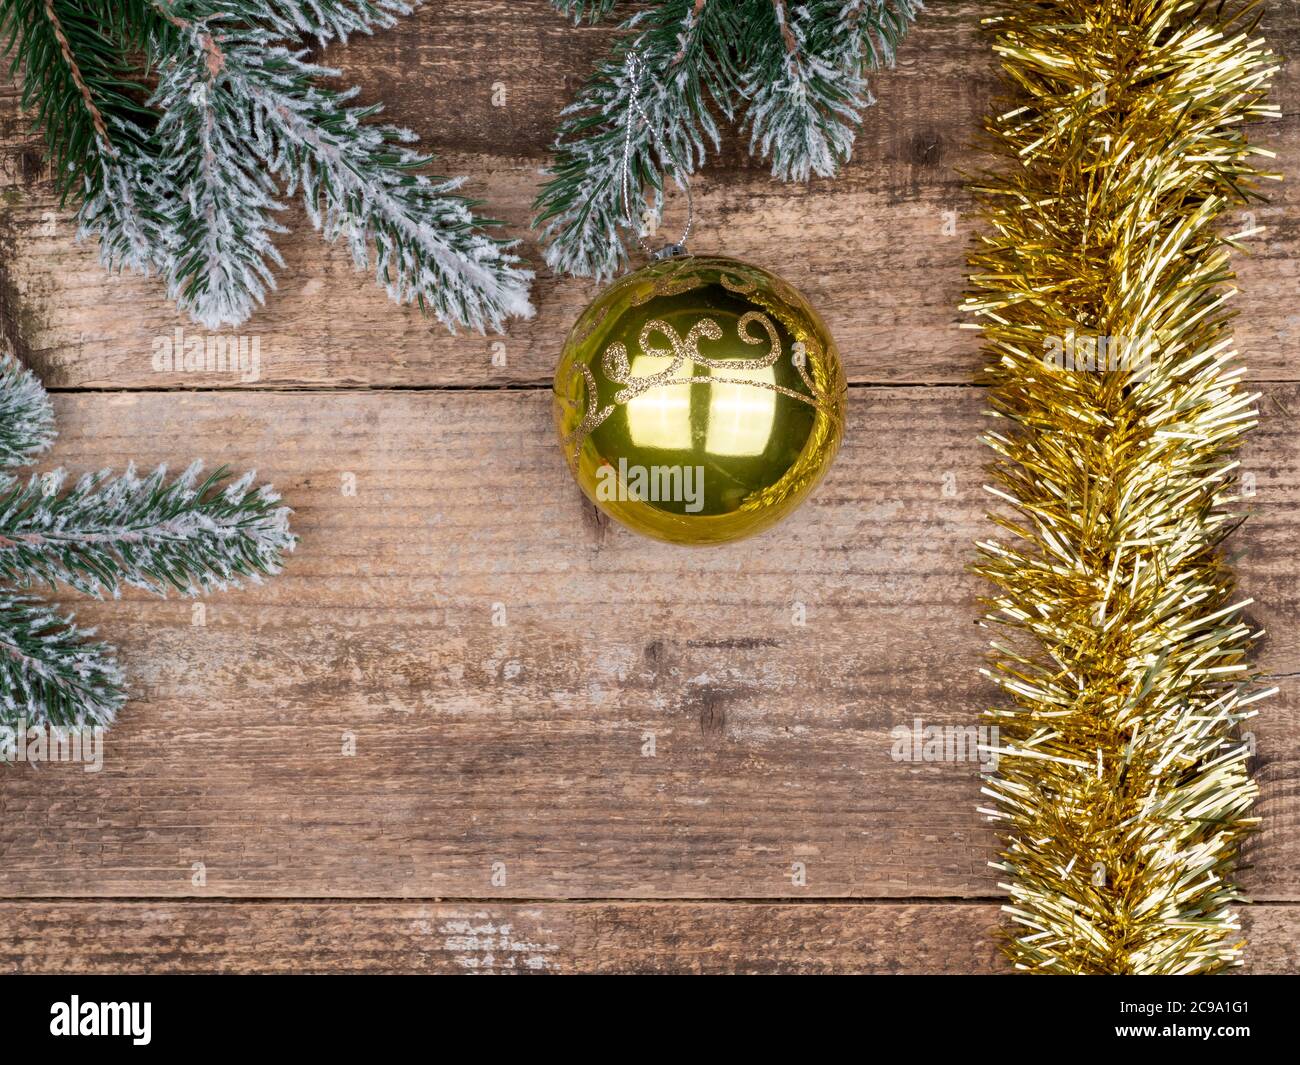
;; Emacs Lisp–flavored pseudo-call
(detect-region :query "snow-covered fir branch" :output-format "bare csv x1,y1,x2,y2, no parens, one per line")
151,12,288,328
0,352,55,472
0,461,295,599
154,0,530,331
743,0,906,181
2,0,533,332
0,0,172,280
534,0,740,280
0,0,150,199
76,117,178,279
0,593,125,728
242,47,534,331
535,0,921,277
0,357,294,732
250,0,412,44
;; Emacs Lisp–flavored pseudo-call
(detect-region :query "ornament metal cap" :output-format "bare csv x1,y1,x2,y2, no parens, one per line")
651,242,688,261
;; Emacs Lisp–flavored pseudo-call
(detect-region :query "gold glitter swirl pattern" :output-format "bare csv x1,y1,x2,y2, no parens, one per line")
719,273,756,294
561,311,841,461
568,302,609,348
627,273,706,307
556,362,613,462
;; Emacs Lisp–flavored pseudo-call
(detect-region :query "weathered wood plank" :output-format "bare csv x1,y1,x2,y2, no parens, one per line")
1,900,1295,973
1,1,1295,389
0,387,1294,899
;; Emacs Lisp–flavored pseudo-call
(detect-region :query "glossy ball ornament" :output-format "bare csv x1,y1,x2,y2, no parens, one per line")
554,254,846,545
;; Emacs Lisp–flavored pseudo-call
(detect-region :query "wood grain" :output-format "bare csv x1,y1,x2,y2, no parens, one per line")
1,900,1295,974
0,901,1004,975
1,0,1297,973
2,899,1289,972
0,1,1296,390
0,388,1293,901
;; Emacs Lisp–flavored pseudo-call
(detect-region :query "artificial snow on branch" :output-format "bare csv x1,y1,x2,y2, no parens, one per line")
0,352,55,470
151,12,289,327
255,0,411,44
0,592,125,728
0,350,295,733
0,0,534,332
535,0,921,279
0,462,293,599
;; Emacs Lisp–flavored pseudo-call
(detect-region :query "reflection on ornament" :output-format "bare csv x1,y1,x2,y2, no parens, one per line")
554,255,846,545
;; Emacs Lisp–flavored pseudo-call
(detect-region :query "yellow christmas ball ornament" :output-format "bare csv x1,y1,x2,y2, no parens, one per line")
554,254,846,545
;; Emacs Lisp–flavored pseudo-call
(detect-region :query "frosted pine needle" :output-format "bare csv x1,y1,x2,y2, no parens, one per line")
0,0,532,332
537,0,922,279
0,350,294,733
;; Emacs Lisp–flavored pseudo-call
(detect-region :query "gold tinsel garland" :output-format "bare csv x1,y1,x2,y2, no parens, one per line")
965,0,1279,974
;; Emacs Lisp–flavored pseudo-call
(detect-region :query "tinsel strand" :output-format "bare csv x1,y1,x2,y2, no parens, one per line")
965,0,1279,974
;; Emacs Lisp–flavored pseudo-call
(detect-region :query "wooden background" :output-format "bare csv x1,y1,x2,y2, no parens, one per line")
1,1,1297,974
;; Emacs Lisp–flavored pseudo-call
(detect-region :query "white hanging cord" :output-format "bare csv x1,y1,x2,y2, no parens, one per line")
619,50,694,259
